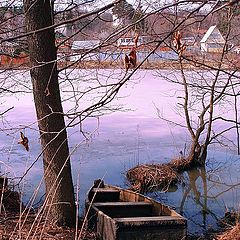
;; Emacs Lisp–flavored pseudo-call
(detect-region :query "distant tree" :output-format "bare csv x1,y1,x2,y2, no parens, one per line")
133,4,146,32
112,0,135,26
217,8,229,35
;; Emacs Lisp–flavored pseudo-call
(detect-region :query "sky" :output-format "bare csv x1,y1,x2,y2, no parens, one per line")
0,0,213,14
0,0,136,11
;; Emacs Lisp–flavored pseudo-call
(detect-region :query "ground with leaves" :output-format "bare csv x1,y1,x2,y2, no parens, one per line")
0,212,97,240
0,186,97,240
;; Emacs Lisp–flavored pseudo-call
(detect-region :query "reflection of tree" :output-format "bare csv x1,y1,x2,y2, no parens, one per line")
179,165,240,232
207,179,240,199
180,166,217,230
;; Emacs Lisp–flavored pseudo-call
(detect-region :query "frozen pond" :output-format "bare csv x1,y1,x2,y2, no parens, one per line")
0,69,240,235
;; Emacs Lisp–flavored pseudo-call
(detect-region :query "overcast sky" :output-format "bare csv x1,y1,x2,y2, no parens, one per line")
0,0,212,14
0,0,164,8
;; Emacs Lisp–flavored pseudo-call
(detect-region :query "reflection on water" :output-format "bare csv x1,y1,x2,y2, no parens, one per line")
147,158,240,235
0,70,240,235
1,117,239,235
180,167,212,233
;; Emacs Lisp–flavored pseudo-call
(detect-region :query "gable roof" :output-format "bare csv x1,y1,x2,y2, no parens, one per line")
200,25,225,43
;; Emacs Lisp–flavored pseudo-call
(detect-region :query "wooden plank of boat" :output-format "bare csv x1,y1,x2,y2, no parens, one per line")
85,181,187,240
93,201,153,218
88,188,120,202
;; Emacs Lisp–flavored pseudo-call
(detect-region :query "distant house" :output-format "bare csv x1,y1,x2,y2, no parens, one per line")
0,52,29,66
0,42,18,55
117,37,135,48
70,40,100,62
117,35,149,49
71,40,100,52
233,46,240,54
0,42,29,66
182,36,196,46
200,26,225,53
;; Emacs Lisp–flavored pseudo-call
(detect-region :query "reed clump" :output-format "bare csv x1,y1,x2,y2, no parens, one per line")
216,210,240,240
217,223,240,240
126,156,193,193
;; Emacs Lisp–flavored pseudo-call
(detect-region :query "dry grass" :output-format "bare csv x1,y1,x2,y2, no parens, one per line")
0,213,97,240
127,163,180,193
126,155,196,193
0,180,98,240
169,156,193,171
217,223,240,240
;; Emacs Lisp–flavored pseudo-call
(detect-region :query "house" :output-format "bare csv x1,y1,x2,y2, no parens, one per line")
0,42,29,67
182,36,196,46
71,40,100,52
70,40,100,62
0,52,29,66
117,37,135,48
0,42,18,55
55,32,71,52
117,35,150,50
233,46,240,54
200,26,225,53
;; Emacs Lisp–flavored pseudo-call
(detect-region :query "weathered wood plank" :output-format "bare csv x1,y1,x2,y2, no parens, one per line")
85,183,187,240
89,188,120,202
114,216,187,240
116,226,187,240
91,188,120,193
114,216,187,226
114,216,186,222
95,201,153,218
93,202,152,207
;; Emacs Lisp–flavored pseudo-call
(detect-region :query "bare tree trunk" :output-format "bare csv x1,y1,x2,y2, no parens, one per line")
24,0,76,226
179,58,204,165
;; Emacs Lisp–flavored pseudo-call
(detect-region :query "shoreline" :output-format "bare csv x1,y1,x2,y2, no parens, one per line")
0,58,239,71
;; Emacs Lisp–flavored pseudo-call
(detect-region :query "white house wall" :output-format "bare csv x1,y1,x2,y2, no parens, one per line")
200,43,207,52
200,26,225,53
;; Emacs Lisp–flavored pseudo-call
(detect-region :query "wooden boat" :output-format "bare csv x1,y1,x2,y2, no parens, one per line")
85,180,187,240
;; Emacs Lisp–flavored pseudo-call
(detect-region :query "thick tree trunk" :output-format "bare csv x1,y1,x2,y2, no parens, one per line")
24,0,76,226
187,140,207,167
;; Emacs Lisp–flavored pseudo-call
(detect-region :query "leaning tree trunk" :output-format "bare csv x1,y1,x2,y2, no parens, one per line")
24,0,76,226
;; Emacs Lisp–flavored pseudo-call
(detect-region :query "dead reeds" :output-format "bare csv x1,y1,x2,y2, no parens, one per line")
126,156,193,193
217,223,240,240
0,213,97,240
0,178,98,240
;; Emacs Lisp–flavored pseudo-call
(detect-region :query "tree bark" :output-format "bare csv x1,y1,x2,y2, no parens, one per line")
24,0,76,226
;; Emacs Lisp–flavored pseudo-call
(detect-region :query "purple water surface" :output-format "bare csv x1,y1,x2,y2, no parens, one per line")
0,69,240,235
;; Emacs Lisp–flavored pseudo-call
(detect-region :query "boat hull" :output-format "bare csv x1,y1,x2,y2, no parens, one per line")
85,183,187,240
